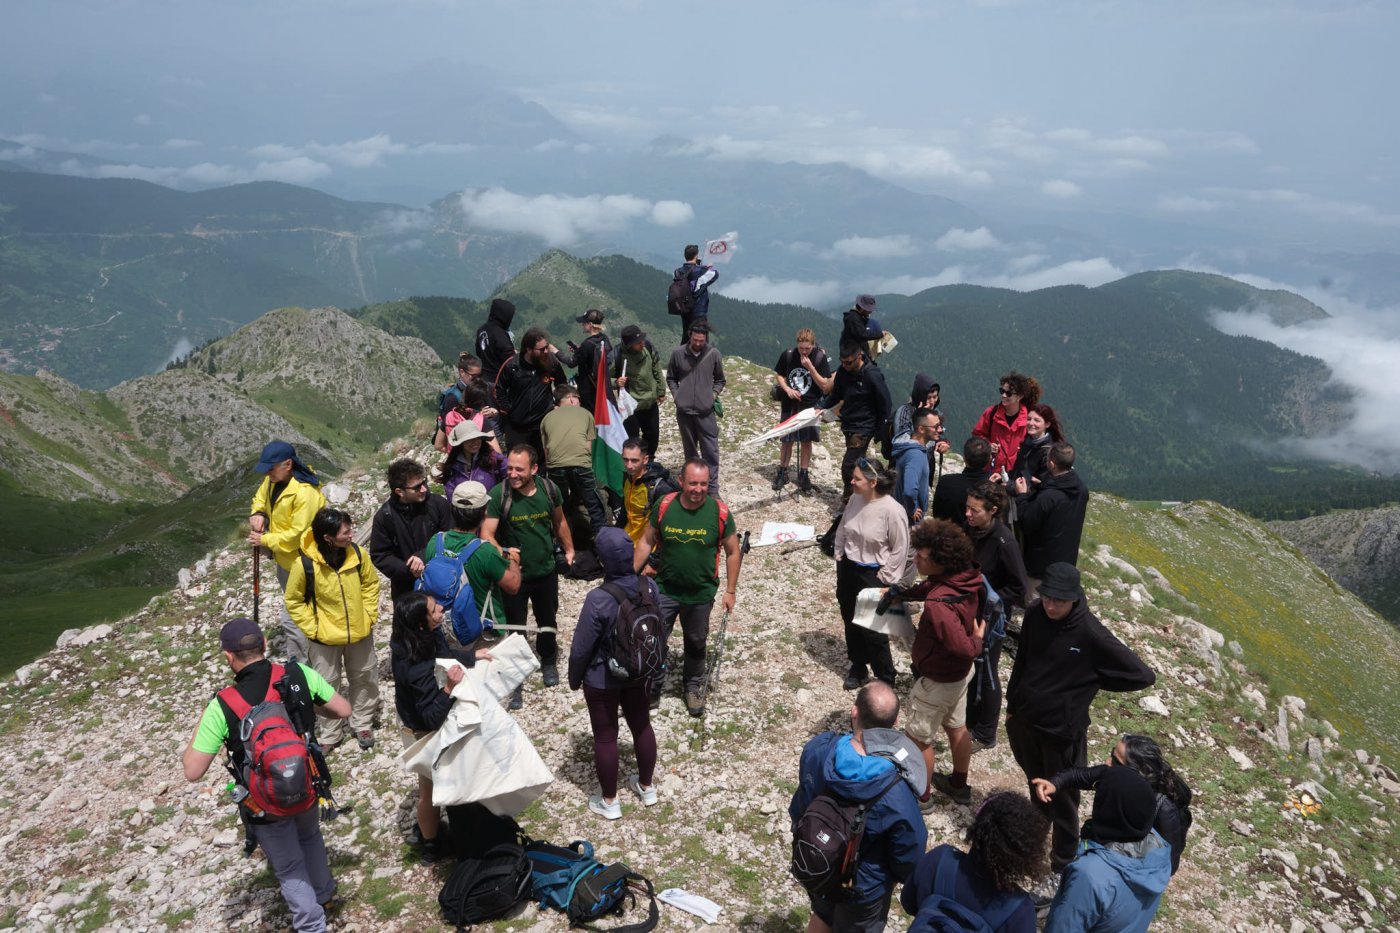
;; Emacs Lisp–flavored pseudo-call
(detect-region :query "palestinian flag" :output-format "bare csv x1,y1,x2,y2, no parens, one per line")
591,352,626,496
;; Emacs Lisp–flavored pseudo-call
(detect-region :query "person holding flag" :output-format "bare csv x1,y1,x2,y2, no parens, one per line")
670,244,719,339
560,308,614,420
611,324,665,460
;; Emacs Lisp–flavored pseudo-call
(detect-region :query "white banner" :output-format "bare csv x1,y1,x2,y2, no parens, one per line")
704,231,738,265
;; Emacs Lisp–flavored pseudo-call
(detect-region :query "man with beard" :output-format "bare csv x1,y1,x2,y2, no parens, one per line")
495,327,568,457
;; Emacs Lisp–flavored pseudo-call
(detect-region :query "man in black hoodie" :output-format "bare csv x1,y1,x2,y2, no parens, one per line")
369,459,452,602
475,297,518,387
1014,442,1089,586
1005,562,1155,873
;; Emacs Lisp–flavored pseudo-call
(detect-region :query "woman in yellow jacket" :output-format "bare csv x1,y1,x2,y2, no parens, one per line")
285,507,382,750
248,440,326,660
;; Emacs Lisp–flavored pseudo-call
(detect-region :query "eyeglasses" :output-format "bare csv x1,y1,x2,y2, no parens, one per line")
840,357,860,367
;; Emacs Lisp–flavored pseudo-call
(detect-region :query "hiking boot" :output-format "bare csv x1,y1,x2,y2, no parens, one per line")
972,737,997,753
627,774,659,807
356,730,375,750
771,466,790,491
648,694,661,711
796,469,813,493
930,772,972,805
588,795,622,821
842,671,865,691
541,662,559,687
918,791,938,814
685,690,706,718
508,686,524,711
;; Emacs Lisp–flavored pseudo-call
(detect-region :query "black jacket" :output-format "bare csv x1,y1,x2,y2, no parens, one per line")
1050,764,1193,874
969,519,1030,609
828,360,892,439
1011,434,1054,487
1005,599,1154,739
370,494,453,601
841,309,882,360
560,332,614,415
929,469,986,528
1016,469,1089,577
496,355,568,432
476,299,517,386
391,630,475,733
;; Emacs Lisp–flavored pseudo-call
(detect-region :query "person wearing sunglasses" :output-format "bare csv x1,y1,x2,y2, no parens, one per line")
370,458,453,603
972,372,1041,478
816,339,893,504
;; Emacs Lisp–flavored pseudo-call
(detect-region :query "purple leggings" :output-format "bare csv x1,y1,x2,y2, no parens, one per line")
582,683,657,798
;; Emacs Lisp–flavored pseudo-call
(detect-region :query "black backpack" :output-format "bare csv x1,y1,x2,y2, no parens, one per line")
790,779,895,901
439,842,533,930
667,270,696,317
600,580,664,682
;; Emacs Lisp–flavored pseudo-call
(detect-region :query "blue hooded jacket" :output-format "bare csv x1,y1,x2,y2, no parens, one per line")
568,527,659,691
789,729,928,904
1044,831,1172,933
891,439,931,522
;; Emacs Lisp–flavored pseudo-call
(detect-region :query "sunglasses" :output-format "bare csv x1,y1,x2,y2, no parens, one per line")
404,481,428,492
855,457,878,479
999,387,1015,397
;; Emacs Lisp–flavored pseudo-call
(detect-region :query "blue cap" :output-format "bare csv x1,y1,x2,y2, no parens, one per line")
255,440,296,473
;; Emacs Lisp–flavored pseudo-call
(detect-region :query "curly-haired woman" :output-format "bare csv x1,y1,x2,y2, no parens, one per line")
972,371,1041,477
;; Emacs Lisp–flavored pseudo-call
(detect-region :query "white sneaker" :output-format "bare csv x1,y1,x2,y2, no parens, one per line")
627,774,658,807
588,795,622,820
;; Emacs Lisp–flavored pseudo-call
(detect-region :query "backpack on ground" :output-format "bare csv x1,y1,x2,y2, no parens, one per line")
526,838,658,932
667,269,696,317
416,532,489,645
218,663,317,819
439,841,532,930
934,575,1006,708
907,847,1021,933
600,579,664,682
790,780,894,901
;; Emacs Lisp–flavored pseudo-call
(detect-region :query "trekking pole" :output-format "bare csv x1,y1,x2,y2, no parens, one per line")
700,531,750,705
780,539,821,557
252,544,261,626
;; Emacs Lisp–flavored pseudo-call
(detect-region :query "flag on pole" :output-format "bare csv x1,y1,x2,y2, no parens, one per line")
704,231,738,265
591,352,627,496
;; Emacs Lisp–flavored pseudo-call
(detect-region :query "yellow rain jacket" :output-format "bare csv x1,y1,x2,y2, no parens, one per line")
251,475,327,572
284,530,379,645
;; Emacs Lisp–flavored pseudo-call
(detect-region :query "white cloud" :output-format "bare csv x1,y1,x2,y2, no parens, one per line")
372,208,435,236
1006,253,1048,272
133,113,152,126
829,234,919,260
249,134,474,168
869,269,968,294
162,138,202,149
251,157,333,184
719,276,845,308
1158,194,1220,213
934,226,1000,251
61,156,331,188
650,200,694,226
670,134,994,188
1205,186,1400,227
985,257,1126,291
456,187,694,246
1211,299,1400,473
1041,179,1083,199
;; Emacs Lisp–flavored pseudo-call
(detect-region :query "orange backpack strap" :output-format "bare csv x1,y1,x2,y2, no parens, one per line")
656,492,679,528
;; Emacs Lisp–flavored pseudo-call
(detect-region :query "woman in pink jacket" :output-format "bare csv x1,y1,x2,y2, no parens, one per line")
972,371,1040,477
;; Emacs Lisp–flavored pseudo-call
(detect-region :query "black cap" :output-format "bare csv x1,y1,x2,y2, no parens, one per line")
219,617,264,652
575,308,604,325
1038,562,1084,601
1090,766,1158,842
855,294,877,314
620,324,645,344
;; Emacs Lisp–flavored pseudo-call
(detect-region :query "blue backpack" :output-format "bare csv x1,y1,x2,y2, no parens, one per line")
909,848,1023,932
525,838,657,932
415,533,488,646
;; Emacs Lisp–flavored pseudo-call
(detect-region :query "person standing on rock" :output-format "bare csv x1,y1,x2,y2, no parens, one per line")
833,458,907,690
1005,562,1155,886
790,680,927,933
285,507,382,751
612,324,665,462
495,327,568,457
568,527,661,821
182,617,351,933
540,384,611,542
619,438,678,545
557,308,614,420
370,458,451,603
666,321,725,497
771,327,831,494
631,459,740,717
481,444,576,710
815,340,892,505
247,440,326,661
475,298,517,387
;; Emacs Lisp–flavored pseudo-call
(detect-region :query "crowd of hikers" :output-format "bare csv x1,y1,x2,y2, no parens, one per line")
181,243,1192,933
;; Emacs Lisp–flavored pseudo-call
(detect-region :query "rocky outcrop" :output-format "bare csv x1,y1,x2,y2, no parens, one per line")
1271,506,1400,625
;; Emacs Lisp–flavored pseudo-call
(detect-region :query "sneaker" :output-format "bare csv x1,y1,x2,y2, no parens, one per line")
918,791,938,814
508,686,523,711
796,469,813,493
842,672,865,691
541,662,559,687
627,774,659,807
685,689,706,718
648,694,661,711
971,737,997,753
588,795,622,821
930,772,972,805
356,730,375,750
771,466,790,491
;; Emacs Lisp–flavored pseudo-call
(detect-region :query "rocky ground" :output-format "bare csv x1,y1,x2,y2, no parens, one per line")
2,359,1398,931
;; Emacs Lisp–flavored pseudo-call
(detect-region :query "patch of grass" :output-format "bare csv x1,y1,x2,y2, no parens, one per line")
160,907,195,928
64,827,88,844
357,875,409,919
73,884,112,933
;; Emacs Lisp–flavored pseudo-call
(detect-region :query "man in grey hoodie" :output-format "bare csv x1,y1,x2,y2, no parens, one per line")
790,681,928,933
666,322,725,496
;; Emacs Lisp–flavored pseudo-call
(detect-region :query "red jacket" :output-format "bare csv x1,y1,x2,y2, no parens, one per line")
908,566,984,683
972,403,1028,475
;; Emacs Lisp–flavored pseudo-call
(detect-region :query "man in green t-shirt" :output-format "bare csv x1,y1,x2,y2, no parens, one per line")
632,459,742,717
482,445,576,709
182,618,351,932
422,480,523,631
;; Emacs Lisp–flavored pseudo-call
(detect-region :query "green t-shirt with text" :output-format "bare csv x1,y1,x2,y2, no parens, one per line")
424,531,510,624
487,480,558,579
649,495,734,605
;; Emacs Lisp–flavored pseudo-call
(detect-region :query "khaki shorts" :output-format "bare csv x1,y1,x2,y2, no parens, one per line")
905,670,973,744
